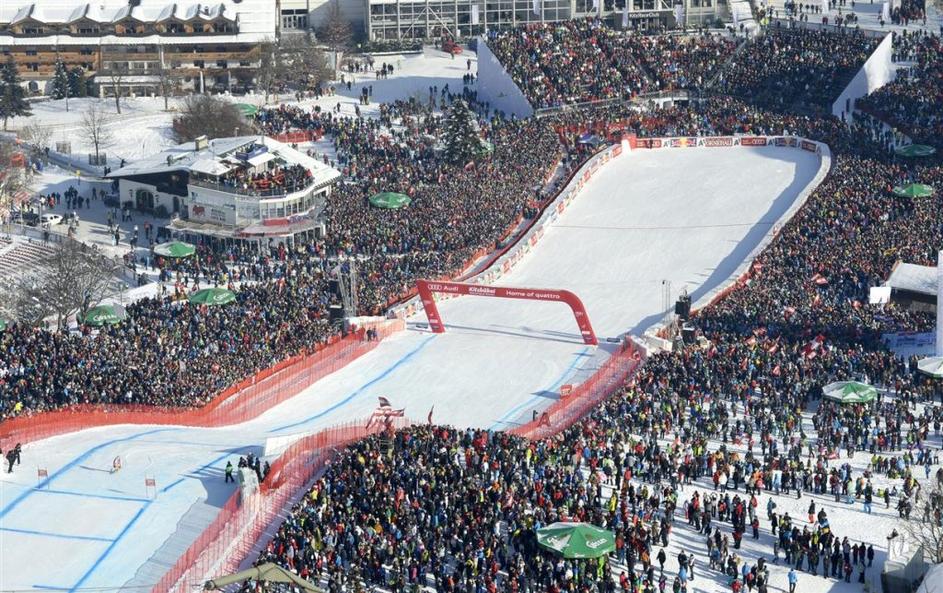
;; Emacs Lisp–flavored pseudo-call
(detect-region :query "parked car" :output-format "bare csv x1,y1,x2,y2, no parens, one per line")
40,213,63,226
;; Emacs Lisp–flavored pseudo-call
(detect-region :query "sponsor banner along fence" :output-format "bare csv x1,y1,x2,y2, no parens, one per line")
0,319,404,451
638,136,832,341
392,142,626,321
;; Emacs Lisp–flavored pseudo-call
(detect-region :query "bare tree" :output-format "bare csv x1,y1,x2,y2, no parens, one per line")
173,94,250,142
104,60,129,114
18,120,53,161
318,1,352,57
81,105,114,164
279,36,333,91
10,239,119,329
0,140,32,224
257,39,285,103
906,477,943,563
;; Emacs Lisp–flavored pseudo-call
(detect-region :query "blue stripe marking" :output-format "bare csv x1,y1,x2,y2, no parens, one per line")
0,527,115,543
269,335,436,433
0,428,175,521
38,488,151,503
159,478,185,493
489,347,591,430
33,585,71,590
67,502,152,593
159,451,232,493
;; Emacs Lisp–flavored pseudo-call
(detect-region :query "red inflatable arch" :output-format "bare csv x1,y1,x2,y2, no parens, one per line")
416,280,598,346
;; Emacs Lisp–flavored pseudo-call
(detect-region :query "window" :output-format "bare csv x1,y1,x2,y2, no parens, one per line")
25,50,37,56
281,9,309,30
80,48,94,55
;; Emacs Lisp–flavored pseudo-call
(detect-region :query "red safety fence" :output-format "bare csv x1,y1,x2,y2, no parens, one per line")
0,319,404,451
153,342,644,593
267,130,323,145
151,417,413,593
510,340,644,440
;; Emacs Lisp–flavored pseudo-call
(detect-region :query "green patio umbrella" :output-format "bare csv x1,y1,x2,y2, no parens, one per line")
154,241,196,259
369,192,411,209
235,103,259,117
536,522,615,559
189,288,236,306
82,304,127,327
895,144,937,158
822,381,877,404
917,356,943,378
892,183,934,198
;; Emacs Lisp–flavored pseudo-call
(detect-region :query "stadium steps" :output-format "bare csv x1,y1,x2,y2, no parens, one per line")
703,34,753,91
0,238,57,278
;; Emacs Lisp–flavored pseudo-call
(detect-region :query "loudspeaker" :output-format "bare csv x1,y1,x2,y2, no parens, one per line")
328,304,344,321
328,279,341,295
674,295,691,319
681,322,696,344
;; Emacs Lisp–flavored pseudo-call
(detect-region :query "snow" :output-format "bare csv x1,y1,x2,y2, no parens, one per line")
6,47,476,167
0,145,832,593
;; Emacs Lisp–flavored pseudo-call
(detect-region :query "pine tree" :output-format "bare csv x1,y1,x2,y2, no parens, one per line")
443,99,482,164
0,55,31,131
69,67,88,98
52,59,69,100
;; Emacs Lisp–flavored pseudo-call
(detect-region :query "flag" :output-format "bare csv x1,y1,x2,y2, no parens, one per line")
427,406,435,424
881,1,890,22
593,0,599,12
378,396,391,408
471,4,479,25
622,3,628,28
822,0,829,14
533,0,540,15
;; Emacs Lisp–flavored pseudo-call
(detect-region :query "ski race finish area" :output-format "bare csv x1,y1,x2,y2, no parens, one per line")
0,138,828,593
416,280,599,345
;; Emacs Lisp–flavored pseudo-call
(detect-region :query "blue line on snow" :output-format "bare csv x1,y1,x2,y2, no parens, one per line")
67,502,152,593
0,428,175,521
489,347,591,430
37,488,151,503
0,527,115,543
32,585,72,590
159,451,232,493
269,335,437,433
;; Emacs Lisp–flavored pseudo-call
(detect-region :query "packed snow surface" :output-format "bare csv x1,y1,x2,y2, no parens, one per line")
0,146,826,592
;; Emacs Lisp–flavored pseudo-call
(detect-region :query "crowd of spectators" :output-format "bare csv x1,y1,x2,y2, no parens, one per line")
715,24,879,113
2,19,943,593
486,20,737,109
858,30,942,148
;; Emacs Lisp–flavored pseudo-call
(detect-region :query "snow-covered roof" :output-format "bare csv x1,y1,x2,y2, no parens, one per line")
886,261,937,297
108,136,342,192
0,1,275,41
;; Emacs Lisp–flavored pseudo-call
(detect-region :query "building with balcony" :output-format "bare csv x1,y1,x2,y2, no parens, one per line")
363,0,727,40
0,0,276,94
106,135,342,246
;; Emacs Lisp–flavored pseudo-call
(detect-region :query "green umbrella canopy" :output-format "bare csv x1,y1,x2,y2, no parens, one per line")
82,304,127,327
369,192,411,209
536,522,615,559
235,103,259,117
917,356,943,378
895,144,937,158
189,287,236,306
892,183,934,198
154,241,197,258
822,381,877,404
